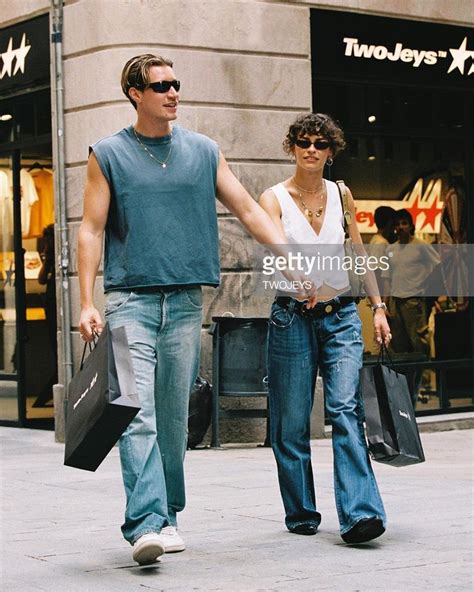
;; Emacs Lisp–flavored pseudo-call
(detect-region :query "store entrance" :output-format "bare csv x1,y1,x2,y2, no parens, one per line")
0,143,55,428
310,8,474,416
0,14,54,428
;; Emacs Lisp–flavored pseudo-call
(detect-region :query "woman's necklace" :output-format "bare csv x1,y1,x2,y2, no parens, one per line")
133,127,173,168
291,177,326,221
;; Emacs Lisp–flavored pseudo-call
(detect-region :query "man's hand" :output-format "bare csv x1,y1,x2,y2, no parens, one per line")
297,277,318,308
79,306,103,342
373,309,392,346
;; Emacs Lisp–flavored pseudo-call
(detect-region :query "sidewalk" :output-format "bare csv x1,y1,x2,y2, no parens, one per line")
1,427,473,592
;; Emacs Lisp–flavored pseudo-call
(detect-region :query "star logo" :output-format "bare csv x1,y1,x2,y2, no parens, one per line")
447,37,474,75
0,34,32,80
0,37,16,79
419,200,443,231
12,34,31,76
405,196,425,228
402,178,444,233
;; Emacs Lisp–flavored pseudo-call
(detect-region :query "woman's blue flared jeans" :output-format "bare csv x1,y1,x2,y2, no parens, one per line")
105,287,203,544
267,300,386,534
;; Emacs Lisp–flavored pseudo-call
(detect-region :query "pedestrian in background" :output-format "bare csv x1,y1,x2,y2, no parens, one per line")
369,205,396,295
382,208,439,406
259,113,391,544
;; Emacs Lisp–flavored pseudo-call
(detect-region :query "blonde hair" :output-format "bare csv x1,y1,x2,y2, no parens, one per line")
121,54,174,109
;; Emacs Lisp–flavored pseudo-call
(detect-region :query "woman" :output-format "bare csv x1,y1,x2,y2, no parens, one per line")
259,113,391,544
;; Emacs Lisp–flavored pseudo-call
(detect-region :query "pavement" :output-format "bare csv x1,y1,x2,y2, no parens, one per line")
1,427,473,592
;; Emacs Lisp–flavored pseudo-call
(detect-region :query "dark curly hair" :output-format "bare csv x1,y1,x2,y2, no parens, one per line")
283,113,346,158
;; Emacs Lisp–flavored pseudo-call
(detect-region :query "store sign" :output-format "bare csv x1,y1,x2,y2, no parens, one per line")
311,9,473,87
343,37,473,76
355,178,444,234
0,15,49,95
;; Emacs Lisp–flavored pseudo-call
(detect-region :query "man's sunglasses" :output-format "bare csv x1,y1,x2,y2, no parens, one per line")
295,138,331,150
142,80,181,93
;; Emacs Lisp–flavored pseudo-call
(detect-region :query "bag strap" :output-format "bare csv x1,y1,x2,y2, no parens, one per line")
79,330,99,370
335,180,351,239
377,342,394,368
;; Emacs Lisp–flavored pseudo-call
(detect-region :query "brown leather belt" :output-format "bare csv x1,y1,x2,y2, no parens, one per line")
275,295,355,319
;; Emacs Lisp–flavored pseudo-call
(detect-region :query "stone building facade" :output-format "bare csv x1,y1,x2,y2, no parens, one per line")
1,0,473,439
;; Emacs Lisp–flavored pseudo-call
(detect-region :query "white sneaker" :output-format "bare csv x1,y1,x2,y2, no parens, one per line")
132,533,165,565
161,526,186,553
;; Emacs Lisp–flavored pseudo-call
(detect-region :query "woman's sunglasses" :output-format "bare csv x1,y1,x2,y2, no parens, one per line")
295,138,330,150
141,80,181,93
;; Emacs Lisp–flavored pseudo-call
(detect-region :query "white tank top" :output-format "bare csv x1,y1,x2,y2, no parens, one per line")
270,179,349,292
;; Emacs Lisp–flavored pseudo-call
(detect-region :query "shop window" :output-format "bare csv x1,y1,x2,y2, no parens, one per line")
311,7,474,416
16,98,35,138
401,89,433,129
380,88,395,127
35,92,52,136
0,111,13,144
314,82,362,129
384,139,393,160
364,87,380,128
0,90,51,146
438,91,464,129
347,135,359,159
409,141,420,163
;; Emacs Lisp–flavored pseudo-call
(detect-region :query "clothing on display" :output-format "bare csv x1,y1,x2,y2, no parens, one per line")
1,168,39,239
0,165,53,250
27,168,54,238
0,169,11,250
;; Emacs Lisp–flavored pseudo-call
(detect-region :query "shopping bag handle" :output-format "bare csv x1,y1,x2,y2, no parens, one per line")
377,341,394,368
79,330,99,370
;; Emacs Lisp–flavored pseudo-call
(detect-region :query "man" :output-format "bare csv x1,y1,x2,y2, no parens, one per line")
78,54,312,566
369,205,396,295
381,209,439,406
370,206,395,250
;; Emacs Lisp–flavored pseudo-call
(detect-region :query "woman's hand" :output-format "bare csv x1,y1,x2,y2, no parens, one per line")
373,309,392,346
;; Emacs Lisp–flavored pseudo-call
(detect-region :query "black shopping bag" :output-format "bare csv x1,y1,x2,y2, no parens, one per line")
360,348,425,467
64,324,140,471
187,376,212,449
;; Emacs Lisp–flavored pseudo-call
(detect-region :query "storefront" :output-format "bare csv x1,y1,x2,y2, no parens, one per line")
0,14,56,428
1,1,472,438
311,9,474,415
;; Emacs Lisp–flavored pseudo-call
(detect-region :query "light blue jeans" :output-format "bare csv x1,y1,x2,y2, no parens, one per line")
267,299,386,535
105,287,203,544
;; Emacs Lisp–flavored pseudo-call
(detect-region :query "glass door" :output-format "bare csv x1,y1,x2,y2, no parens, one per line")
0,151,21,423
0,147,55,427
21,147,55,426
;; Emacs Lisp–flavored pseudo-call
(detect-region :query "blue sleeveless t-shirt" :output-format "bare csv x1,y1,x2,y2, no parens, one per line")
90,125,220,291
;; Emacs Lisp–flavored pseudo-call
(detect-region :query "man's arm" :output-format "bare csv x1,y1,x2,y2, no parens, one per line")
77,152,111,341
216,152,317,304
216,152,287,245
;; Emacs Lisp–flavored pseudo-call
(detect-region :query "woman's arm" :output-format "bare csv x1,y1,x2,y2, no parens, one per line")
344,185,391,346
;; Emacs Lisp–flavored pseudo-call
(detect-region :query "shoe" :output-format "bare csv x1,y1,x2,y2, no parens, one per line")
341,518,385,544
132,533,165,565
161,526,186,552
289,523,319,536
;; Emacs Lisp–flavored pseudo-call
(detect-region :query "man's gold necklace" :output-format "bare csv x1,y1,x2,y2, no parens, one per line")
133,127,173,168
292,177,326,220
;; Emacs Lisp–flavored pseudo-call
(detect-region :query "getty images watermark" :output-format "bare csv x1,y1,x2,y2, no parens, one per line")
247,243,472,298
261,250,390,292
